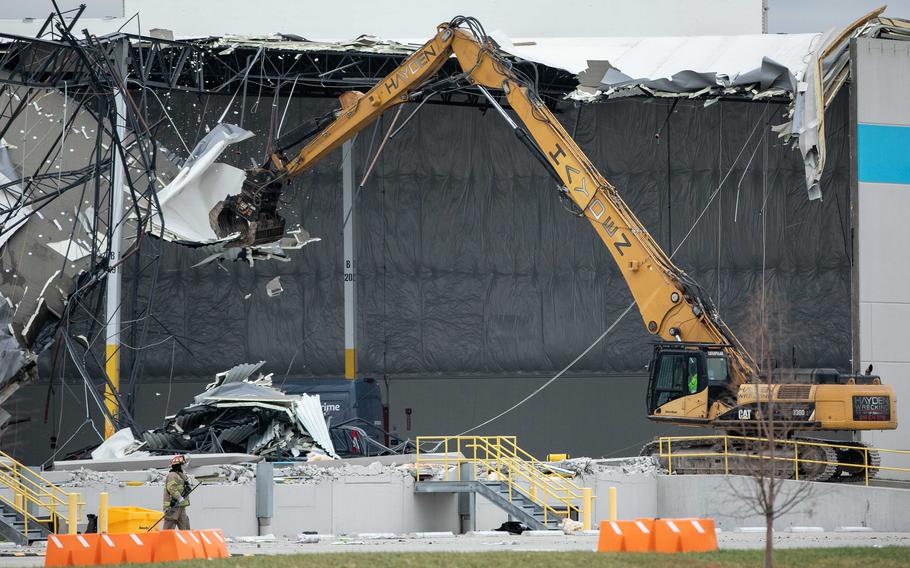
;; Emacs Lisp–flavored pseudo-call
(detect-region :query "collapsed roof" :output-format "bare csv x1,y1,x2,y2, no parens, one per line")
165,9,910,200
494,9,910,199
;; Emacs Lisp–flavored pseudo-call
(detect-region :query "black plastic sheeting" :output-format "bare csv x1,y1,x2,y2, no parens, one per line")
118,92,851,381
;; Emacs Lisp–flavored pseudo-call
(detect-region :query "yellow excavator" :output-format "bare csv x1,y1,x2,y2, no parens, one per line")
211,16,897,482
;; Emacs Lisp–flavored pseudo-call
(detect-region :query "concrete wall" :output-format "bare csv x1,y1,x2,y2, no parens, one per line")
476,471,910,532
18,475,458,537
658,475,910,532
14,470,910,535
585,472,658,522
852,37,910,478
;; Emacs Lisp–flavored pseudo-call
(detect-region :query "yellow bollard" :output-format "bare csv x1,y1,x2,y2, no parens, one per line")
68,493,79,535
609,486,617,521
582,487,593,530
98,492,109,533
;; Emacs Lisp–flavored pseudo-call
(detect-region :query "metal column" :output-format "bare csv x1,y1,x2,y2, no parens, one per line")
103,40,128,438
256,462,274,536
342,140,357,379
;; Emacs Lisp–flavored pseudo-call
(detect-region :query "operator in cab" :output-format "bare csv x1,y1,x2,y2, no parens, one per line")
163,455,192,530
688,358,698,394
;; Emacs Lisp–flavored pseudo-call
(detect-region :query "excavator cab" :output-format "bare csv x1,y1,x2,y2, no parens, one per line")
646,343,732,420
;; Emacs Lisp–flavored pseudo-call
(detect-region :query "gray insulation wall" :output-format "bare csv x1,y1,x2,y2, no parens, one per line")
125,92,852,380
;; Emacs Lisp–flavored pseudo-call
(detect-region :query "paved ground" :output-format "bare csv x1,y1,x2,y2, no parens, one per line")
0,531,908,565
224,532,910,555
718,532,910,550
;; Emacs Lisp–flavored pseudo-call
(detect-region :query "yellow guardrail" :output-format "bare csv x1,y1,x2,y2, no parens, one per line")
415,436,592,527
658,435,910,485
0,450,83,537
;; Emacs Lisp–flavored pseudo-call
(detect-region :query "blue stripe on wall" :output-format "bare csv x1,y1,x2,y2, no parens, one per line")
858,123,910,185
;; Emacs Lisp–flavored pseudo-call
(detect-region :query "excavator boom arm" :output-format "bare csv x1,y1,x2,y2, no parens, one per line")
270,19,757,383
282,26,457,177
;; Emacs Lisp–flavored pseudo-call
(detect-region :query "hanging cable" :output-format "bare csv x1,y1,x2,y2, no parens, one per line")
457,302,636,436
454,102,775,435
276,74,300,139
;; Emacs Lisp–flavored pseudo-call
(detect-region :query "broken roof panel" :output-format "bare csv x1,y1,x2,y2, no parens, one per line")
209,34,418,55
208,361,267,389
498,33,821,83
494,11,910,199
195,381,300,404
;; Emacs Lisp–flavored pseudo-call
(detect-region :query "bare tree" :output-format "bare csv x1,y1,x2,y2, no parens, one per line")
728,298,813,568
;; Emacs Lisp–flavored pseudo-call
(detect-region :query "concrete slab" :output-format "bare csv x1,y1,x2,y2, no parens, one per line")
53,453,261,471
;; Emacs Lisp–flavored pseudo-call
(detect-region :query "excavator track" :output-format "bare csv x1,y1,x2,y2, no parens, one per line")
640,437,878,483
638,438,778,478
796,438,881,483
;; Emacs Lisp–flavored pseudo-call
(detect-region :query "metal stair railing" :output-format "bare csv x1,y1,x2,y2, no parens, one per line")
416,436,591,527
0,450,82,538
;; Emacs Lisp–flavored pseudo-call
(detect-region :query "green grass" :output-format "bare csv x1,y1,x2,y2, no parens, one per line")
103,547,910,568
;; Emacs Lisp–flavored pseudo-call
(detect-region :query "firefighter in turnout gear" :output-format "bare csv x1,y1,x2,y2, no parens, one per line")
163,455,191,530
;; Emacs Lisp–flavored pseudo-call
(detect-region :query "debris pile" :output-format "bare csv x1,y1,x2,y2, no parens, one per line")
556,456,662,476
276,461,415,485
54,469,124,488
140,362,338,461
138,460,422,485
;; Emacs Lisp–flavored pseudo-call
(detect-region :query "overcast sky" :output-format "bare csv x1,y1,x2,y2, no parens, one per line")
2,1,909,36
768,0,910,33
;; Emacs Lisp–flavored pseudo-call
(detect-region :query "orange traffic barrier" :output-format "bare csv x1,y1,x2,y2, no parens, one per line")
98,532,157,565
44,529,229,566
185,531,206,559
596,519,654,552
46,534,101,567
153,530,201,562
596,517,716,554
674,518,717,552
653,518,717,553
196,529,229,558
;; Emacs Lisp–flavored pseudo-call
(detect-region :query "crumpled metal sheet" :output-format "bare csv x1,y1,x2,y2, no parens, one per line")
149,123,321,264
206,361,266,389
787,10,910,199
196,381,299,404
152,123,254,243
293,395,338,459
142,362,337,460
